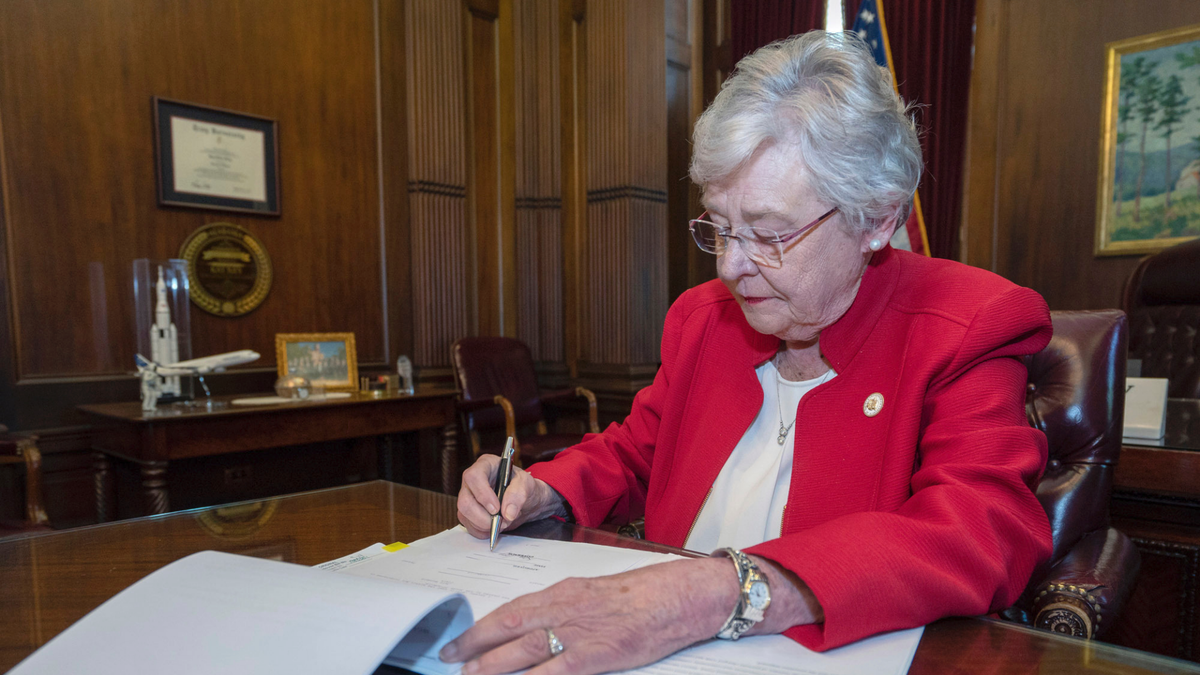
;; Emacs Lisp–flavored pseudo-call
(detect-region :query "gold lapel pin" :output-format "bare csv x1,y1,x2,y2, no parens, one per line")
864,393,884,417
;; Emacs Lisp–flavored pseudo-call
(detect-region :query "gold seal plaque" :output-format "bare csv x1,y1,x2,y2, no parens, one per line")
179,222,273,316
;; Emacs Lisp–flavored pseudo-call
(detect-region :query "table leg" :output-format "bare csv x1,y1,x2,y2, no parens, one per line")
379,434,395,482
93,452,112,523
141,461,170,515
441,421,458,495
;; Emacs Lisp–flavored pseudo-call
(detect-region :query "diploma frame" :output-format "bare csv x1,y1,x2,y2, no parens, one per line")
153,97,281,215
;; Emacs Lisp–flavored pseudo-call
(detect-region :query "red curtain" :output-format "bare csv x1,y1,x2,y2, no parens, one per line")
731,1,825,67
852,0,977,260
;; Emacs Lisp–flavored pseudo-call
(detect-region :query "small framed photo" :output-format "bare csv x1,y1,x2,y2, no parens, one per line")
154,97,280,215
274,333,358,392
1096,24,1200,255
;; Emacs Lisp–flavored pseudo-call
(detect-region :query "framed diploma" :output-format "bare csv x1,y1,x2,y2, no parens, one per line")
154,97,280,215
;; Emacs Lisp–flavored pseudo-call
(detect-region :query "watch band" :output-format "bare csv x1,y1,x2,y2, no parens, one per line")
714,548,771,640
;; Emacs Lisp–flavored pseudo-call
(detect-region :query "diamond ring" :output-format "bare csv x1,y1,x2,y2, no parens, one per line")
546,628,566,657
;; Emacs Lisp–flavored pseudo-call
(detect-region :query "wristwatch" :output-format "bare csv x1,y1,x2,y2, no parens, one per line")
714,548,771,640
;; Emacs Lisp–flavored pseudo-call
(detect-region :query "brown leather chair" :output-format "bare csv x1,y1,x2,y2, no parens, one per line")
999,310,1140,639
0,427,50,538
450,337,600,467
1122,237,1200,398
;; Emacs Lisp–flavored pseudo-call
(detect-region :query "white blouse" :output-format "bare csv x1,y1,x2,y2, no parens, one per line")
683,360,835,553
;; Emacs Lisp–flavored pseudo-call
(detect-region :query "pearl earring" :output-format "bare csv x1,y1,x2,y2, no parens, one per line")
869,239,883,251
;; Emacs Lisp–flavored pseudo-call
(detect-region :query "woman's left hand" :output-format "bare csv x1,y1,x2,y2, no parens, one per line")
439,556,740,675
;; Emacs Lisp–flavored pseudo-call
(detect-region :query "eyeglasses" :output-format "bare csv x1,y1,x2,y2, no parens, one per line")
688,207,839,267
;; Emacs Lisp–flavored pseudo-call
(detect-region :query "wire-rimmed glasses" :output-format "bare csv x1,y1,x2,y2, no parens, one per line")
688,207,839,267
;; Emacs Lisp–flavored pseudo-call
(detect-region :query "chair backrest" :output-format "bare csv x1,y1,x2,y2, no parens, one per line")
450,337,545,432
1122,237,1200,398
1024,310,1127,565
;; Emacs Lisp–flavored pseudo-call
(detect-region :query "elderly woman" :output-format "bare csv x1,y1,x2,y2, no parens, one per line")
441,31,1052,675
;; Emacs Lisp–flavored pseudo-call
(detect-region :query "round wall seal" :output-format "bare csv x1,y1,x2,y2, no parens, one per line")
179,222,273,316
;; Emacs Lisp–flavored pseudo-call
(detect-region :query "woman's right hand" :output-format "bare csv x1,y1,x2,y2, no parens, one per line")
457,454,566,539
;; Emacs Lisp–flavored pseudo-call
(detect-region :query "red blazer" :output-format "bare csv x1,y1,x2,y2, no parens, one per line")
529,246,1054,650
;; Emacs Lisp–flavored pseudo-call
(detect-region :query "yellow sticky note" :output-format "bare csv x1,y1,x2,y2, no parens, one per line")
382,542,408,552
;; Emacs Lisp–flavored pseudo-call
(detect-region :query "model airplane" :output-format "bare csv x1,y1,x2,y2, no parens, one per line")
136,350,261,412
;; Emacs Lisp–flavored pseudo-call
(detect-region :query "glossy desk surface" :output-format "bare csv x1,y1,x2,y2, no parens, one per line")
1123,399,1200,452
1116,399,1200,496
78,386,459,424
2,481,1198,674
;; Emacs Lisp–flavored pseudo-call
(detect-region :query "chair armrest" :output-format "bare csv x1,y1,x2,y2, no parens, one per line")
457,396,519,462
540,387,600,434
0,434,49,527
1031,527,1141,639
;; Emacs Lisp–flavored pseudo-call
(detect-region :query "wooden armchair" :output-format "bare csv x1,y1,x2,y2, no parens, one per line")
0,427,50,537
451,337,599,467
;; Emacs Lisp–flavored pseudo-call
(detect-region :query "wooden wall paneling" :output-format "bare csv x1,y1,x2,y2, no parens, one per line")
960,0,1200,309
0,97,16,427
560,0,587,378
514,0,565,366
406,0,470,369
958,0,1003,271
581,0,668,385
0,0,389,429
465,0,517,340
701,0,732,106
380,0,414,366
665,0,713,304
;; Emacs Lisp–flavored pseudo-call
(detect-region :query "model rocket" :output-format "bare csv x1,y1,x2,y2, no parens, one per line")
150,266,181,396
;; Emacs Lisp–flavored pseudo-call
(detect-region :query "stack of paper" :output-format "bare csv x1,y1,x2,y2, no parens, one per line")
10,527,923,675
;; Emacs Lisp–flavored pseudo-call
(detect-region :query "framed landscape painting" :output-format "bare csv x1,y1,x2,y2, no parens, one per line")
274,333,358,392
1097,24,1200,256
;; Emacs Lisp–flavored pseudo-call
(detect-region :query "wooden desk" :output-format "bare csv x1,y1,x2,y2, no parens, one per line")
1110,399,1200,661
2,481,1199,674
79,388,459,520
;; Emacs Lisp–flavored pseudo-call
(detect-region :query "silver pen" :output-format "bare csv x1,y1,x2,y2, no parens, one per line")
489,437,516,550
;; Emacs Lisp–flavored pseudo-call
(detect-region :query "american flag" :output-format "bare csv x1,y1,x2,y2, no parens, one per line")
850,0,930,256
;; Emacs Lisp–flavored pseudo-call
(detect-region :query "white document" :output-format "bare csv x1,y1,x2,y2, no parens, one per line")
313,542,390,571
343,526,678,617
620,628,923,675
1124,377,1169,440
345,527,924,675
170,116,267,201
8,550,473,675
13,529,924,675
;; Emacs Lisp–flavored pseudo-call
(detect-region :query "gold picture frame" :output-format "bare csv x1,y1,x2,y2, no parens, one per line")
1096,23,1200,256
274,333,358,392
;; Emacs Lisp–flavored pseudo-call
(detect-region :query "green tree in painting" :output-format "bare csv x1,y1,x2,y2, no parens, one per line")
1177,47,1200,200
1193,135,1200,199
1116,57,1151,215
1155,74,1190,211
1175,45,1200,69
1134,71,1161,222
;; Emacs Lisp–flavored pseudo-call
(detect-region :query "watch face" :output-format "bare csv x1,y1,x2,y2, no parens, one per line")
748,581,769,609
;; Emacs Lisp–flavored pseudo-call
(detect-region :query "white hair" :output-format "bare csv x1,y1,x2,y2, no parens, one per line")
690,31,922,234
